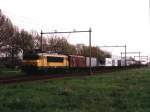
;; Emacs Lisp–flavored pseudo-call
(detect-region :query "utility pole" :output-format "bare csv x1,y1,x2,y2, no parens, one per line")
125,44,127,67
89,28,92,75
121,52,141,65
40,30,43,52
139,52,141,64
96,46,99,66
134,56,149,66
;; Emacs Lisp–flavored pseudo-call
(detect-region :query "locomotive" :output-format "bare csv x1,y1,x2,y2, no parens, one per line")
22,52,97,74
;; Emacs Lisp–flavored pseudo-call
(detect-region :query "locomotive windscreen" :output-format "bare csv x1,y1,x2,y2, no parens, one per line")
47,56,64,62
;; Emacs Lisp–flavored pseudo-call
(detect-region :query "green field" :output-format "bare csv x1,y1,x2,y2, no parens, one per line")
0,68,150,112
0,67,25,78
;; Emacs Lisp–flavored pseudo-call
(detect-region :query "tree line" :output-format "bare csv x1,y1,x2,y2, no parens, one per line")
0,9,111,65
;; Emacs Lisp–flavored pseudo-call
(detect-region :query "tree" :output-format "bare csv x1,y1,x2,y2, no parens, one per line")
0,10,14,47
47,36,76,55
30,30,41,50
76,45,111,64
19,30,34,51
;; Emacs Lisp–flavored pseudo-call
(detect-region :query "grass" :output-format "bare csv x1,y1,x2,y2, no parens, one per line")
0,68,150,112
0,67,25,78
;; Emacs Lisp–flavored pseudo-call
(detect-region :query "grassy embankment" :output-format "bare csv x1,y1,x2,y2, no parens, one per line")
0,67,25,78
0,68,150,112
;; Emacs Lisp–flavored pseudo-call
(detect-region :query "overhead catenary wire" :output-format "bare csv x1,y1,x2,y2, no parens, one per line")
97,45,127,67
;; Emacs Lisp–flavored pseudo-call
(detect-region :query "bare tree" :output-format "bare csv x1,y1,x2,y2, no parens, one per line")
47,36,76,54
77,45,111,64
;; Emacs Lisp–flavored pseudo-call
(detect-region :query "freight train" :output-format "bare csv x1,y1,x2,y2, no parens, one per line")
22,52,97,74
22,52,146,74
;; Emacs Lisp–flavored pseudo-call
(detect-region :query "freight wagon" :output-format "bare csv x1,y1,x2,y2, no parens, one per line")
69,55,86,68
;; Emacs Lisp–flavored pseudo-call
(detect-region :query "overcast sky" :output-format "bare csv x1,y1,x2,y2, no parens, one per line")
0,0,149,56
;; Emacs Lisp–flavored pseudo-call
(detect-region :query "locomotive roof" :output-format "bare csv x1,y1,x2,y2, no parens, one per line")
69,55,85,58
37,53,68,57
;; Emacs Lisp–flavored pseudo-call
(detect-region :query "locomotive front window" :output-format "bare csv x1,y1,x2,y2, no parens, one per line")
47,56,64,62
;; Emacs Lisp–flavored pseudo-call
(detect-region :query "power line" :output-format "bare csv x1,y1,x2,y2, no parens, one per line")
121,52,141,64
97,45,127,67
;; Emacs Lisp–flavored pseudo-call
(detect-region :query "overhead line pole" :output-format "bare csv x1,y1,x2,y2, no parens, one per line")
121,52,141,64
89,28,92,75
40,30,43,51
98,45,127,67
134,56,149,65
139,52,141,64
40,28,92,75
125,45,127,67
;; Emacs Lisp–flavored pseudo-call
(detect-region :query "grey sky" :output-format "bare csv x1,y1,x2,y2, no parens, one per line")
0,0,149,56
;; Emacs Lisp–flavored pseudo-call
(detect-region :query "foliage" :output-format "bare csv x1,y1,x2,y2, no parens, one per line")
0,10,14,47
46,37,76,55
0,10,34,55
31,30,41,50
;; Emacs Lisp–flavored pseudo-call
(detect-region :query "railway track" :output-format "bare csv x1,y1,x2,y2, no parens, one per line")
0,73,89,84
0,66,147,84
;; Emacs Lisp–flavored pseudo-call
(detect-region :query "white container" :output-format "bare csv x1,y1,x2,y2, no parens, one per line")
105,58,112,66
112,59,118,66
86,57,97,67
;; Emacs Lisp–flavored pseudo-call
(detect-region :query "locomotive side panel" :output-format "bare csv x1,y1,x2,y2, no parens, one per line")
46,56,69,68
